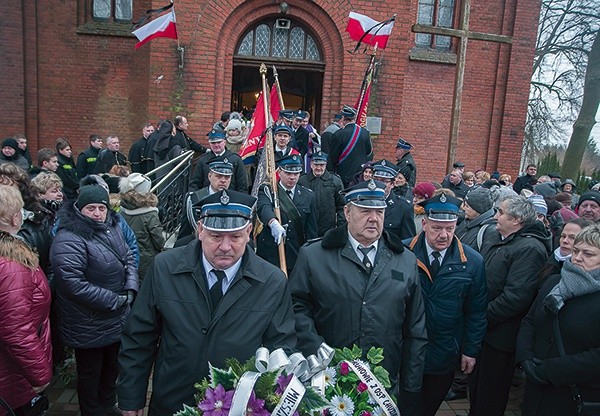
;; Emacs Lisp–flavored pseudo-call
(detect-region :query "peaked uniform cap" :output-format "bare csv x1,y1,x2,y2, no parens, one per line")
342,179,387,208
207,129,226,142
372,159,399,179
277,154,303,173
419,193,462,221
194,190,257,231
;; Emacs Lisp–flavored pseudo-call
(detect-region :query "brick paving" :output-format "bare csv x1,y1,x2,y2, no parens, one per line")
45,373,525,415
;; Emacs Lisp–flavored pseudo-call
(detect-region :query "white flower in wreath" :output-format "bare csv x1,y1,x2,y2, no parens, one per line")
323,367,337,387
329,394,355,416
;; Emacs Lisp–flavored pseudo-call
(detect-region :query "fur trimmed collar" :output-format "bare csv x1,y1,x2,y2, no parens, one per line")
56,200,118,240
321,225,405,253
0,231,39,269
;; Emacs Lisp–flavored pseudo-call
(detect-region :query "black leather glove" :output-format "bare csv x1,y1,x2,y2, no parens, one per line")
126,290,135,305
117,294,128,307
522,359,550,385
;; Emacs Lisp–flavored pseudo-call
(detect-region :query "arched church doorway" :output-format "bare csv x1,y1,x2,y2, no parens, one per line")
232,19,325,129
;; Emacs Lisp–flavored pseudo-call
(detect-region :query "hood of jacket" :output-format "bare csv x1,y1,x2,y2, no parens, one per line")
320,224,405,253
120,191,158,210
0,231,39,269
510,219,553,254
56,200,119,240
466,208,496,229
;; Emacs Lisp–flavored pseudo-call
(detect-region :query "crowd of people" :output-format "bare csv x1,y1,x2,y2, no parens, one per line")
1,104,600,416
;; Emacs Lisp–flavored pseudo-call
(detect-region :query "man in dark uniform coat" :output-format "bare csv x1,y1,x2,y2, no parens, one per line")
404,194,487,416
272,125,301,161
291,110,310,157
290,179,427,416
395,138,417,187
118,190,297,416
128,123,154,174
328,106,373,187
298,151,345,236
176,159,233,245
76,134,103,179
372,160,416,240
320,113,342,155
256,154,317,274
189,129,247,193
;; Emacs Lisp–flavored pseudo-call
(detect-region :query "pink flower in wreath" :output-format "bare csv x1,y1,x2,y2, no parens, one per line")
357,382,368,393
340,362,349,376
361,411,372,416
199,384,234,416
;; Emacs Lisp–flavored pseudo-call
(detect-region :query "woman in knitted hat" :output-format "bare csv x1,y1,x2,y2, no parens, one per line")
225,118,247,154
0,137,30,171
412,182,437,234
50,180,138,416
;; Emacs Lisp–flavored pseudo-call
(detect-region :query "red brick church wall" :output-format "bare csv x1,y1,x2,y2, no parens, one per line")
0,0,540,181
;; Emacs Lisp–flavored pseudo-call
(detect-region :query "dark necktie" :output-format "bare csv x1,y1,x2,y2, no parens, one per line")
430,251,441,277
210,269,226,311
358,246,374,274
286,190,293,199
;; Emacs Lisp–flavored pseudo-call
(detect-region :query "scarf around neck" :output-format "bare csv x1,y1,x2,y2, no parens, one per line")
544,258,600,314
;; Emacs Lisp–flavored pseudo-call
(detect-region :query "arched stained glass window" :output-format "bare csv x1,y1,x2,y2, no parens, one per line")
236,21,321,61
255,24,271,56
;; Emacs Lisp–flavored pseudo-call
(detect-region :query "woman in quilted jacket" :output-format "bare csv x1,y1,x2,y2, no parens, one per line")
0,185,52,415
50,181,138,416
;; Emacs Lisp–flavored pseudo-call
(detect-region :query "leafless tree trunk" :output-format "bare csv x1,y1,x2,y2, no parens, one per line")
561,30,600,179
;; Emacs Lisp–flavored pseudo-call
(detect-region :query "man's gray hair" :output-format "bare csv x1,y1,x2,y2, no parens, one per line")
574,223,600,250
501,195,537,226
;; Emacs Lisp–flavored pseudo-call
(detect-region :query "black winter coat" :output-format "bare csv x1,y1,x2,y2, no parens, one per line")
297,170,345,236
189,150,248,193
56,153,78,200
480,221,551,352
384,192,416,240
290,226,427,397
396,152,417,187
455,208,496,252
76,146,100,179
118,241,297,416
50,203,138,348
328,123,373,186
516,272,600,416
256,183,317,273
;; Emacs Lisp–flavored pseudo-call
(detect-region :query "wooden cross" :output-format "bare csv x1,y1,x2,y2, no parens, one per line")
412,0,513,172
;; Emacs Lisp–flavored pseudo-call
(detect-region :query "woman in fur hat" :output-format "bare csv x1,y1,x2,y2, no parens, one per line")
119,173,165,282
0,185,52,414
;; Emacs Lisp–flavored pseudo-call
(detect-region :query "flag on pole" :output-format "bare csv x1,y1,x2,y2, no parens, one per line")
132,8,178,49
355,69,373,128
239,91,268,166
346,12,395,49
270,84,282,123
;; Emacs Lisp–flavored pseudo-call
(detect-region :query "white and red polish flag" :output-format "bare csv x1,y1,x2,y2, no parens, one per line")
346,12,395,49
132,8,178,49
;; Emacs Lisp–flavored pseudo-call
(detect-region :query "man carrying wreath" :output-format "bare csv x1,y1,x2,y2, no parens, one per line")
118,190,297,416
290,179,427,416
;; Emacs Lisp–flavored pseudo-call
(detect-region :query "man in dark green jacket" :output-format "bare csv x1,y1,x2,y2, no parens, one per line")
118,190,297,416
405,193,487,416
